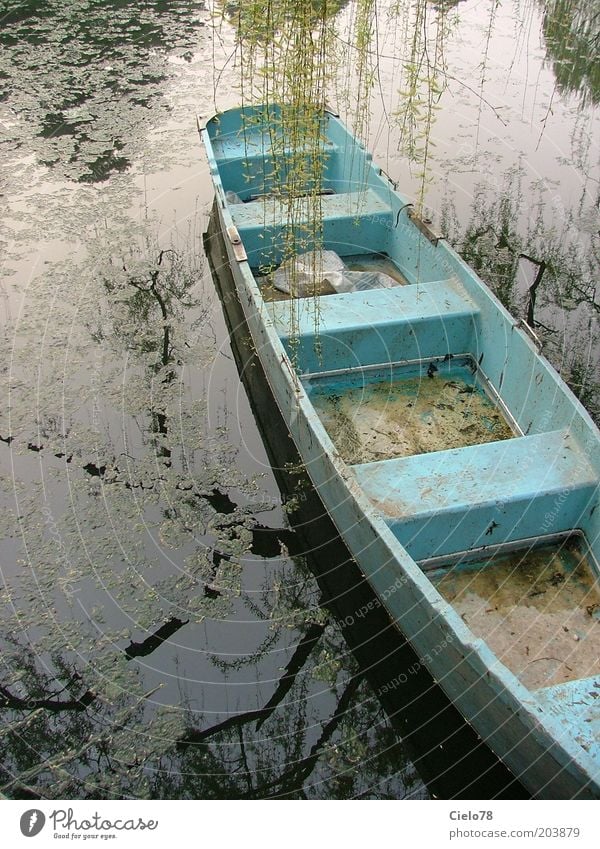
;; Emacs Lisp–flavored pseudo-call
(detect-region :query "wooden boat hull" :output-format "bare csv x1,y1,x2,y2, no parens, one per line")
201,106,600,798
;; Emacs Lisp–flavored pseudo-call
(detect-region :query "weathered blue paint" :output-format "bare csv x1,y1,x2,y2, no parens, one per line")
537,677,600,767
271,279,479,373
202,105,600,798
230,189,393,264
353,429,597,560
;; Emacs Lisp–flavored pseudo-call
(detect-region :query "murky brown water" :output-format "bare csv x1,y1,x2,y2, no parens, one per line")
432,538,600,689
311,363,514,463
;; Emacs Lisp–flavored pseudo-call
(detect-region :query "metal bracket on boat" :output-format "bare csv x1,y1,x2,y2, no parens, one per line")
196,114,207,133
516,318,543,352
323,103,340,117
379,167,398,190
407,209,442,245
226,225,248,262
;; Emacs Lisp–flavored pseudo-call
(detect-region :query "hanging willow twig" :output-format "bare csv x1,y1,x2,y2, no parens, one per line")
218,0,381,353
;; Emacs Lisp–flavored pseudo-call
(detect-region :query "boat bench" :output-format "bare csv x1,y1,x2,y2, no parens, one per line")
211,127,338,161
269,279,480,372
230,189,394,264
215,144,340,202
352,429,599,561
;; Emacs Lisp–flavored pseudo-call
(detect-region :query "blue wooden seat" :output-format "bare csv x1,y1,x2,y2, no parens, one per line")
269,278,480,372
352,429,599,561
231,189,394,264
215,145,340,203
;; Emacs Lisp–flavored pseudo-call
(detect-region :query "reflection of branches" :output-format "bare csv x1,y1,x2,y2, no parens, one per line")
450,184,599,423
125,617,189,660
463,223,552,327
0,684,96,713
121,248,177,373
541,0,600,108
0,686,161,796
209,628,282,673
178,622,325,748
256,622,324,729
0,647,98,719
114,247,181,464
522,255,547,327
97,239,203,470
256,674,362,798
509,243,597,326
1,616,183,715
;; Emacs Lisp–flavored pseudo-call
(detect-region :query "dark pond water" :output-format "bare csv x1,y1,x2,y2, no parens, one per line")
0,0,597,799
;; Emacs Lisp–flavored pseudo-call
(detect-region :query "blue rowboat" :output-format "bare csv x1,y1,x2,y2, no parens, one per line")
201,104,600,798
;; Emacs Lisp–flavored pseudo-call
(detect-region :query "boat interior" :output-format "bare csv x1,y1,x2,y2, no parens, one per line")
206,106,600,733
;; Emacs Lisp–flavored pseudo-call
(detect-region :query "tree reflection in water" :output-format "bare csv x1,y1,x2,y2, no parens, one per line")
541,0,600,108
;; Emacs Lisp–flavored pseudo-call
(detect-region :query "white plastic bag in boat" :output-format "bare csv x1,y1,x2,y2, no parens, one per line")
328,270,398,293
225,190,244,204
272,250,346,296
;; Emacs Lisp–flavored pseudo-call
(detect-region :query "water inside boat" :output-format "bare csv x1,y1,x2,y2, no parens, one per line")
305,356,516,463
428,535,600,690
